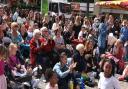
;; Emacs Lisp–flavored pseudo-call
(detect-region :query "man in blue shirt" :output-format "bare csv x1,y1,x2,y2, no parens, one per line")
53,52,76,89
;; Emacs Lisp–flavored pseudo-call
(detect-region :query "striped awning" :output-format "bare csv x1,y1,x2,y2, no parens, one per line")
95,0,128,10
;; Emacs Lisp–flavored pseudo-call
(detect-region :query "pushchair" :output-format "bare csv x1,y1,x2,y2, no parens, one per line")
4,63,32,89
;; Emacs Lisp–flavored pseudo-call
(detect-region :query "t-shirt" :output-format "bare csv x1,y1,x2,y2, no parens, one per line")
78,31,83,40
98,72,121,89
52,23,59,31
17,17,26,25
0,60,5,75
45,83,58,89
53,36,64,45
107,33,117,46
10,31,23,45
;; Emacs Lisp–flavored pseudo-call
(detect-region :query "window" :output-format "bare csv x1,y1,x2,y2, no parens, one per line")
59,3,71,14
49,3,58,13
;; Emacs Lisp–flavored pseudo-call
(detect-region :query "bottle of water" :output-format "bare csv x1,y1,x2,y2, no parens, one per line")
80,77,86,89
69,79,73,89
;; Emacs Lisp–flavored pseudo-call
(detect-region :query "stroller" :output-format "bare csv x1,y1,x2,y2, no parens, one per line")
4,63,32,89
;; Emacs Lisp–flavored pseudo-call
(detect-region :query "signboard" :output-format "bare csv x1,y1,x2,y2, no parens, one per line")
59,3,71,13
71,3,80,11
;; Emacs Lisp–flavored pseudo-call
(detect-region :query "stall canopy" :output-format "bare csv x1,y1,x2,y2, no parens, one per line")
95,0,128,10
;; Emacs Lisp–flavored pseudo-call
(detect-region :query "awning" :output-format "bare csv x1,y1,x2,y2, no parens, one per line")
95,0,128,10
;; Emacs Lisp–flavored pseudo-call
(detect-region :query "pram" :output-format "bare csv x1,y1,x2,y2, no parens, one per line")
4,63,32,89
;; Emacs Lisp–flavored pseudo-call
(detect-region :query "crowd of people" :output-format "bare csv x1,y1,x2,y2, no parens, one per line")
0,5,128,89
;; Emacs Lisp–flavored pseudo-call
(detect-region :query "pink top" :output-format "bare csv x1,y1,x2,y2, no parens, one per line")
45,83,58,89
0,60,5,75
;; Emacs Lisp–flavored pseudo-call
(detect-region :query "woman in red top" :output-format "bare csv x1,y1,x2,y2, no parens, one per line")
40,27,57,68
30,29,43,66
30,28,56,67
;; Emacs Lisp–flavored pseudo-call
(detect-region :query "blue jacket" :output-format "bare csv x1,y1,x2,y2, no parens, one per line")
120,26,128,42
98,23,108,48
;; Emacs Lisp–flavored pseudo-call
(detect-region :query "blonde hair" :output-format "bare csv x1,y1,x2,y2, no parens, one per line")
0,44,8,60
76,44,84,51
11,22,19,29
114,39,122,47
40,27,48,32
9,43,17,50
122,19,127,26
75,16,81,26
43,15,49,23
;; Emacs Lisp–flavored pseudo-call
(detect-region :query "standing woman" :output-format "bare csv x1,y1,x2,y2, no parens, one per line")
98,15,108,55
73,16,82,39
0,44,8,89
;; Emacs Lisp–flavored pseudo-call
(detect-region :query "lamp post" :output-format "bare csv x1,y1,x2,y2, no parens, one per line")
41,0,43,14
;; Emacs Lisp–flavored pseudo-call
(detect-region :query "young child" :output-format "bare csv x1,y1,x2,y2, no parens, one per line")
8,43,27,77
98,59,121,89
0,44,8,89
45,68,58,89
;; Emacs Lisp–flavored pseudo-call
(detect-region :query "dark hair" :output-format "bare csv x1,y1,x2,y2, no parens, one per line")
100,15,105,23
100,59,116,76
45,68,55,82
60,52,67,58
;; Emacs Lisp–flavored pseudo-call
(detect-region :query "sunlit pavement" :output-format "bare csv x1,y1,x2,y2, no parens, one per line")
86,74,128,89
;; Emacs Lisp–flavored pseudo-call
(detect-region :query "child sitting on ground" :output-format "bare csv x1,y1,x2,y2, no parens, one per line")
98,59,121,89
45,68,58,89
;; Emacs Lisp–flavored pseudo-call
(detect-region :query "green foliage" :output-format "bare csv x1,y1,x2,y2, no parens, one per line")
12,3,40,11
41,0,48,14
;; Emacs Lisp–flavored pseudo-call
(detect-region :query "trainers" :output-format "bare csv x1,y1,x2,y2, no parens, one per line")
118,76,124,81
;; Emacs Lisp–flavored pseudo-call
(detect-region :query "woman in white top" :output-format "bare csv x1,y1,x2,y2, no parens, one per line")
78,26,88,41
98,59,121,89
53,29,65,51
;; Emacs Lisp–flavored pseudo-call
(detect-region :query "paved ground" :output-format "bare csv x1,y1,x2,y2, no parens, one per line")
86,81,128,89
37,74,128,89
